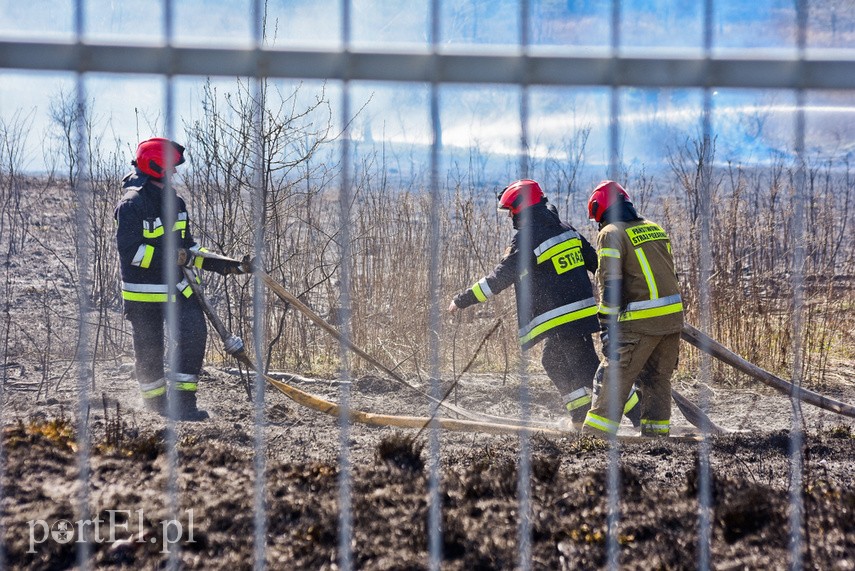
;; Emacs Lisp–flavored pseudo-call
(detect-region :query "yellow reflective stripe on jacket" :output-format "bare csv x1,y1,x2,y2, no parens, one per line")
176,212,188,229
534,231,582,264
122,282,169,302
140,245,155,269
534,230,580,258
471,278,493,302
634,248,659,299
619,302,683,321
599,247,620,260
174,213,188,238
143,219,164,238
618,294,683,322
131,244,156,269
131,245,147,266
122,280,197,303
584,412,619,434
518,297,598,345
177,278,194,298
142,213,188,238
191,246,208,269
122,291,168,302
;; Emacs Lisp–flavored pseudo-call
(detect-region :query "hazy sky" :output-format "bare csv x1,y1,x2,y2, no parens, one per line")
1,1,854,175
3,0,850,49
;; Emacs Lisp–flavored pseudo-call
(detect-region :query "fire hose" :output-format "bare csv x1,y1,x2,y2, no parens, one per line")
681,323,855,419
188,251,855,430
182,266,567,437
186,252,561,430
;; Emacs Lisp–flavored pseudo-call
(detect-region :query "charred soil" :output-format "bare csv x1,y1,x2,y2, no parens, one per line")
1,362,854,570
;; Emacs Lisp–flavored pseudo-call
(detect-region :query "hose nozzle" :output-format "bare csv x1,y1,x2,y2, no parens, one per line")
224,335,245,356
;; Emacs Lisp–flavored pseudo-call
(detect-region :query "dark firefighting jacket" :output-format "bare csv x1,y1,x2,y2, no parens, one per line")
595,214,684,335
115,170,212,304
452,201,600,350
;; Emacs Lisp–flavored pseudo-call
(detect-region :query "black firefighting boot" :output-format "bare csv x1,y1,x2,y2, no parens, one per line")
172,390,209,422
143,393,168,416
170,374,209,422
562,387,593,431
140,378,168,416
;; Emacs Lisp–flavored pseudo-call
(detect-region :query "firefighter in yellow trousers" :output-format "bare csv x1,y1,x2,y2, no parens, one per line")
582,181,684,438
448,180,643,429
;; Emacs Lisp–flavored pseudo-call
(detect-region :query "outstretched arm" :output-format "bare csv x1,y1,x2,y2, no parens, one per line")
448,241,519,312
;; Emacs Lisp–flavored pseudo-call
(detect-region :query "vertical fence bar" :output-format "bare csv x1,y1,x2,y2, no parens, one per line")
427,0,443,568
337,1,354,569
427,83,443,571
0,239,5,569
251,0,268,568
161,1,181,569
697,0,716,568
788,2,808,569
515,0,533,569
604,1,623,569
788,92,807,571
73,0,93,567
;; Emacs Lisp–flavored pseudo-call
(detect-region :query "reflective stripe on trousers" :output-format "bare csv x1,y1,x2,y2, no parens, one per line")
139,377,166,398
563,387,592,412
171,372,198,392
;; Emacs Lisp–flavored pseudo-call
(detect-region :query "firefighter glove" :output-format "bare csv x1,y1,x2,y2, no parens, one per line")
222,255,253,275
177,248,195,268
240,254,255,274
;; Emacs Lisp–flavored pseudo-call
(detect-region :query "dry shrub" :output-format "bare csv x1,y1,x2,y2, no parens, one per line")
662,138,855,386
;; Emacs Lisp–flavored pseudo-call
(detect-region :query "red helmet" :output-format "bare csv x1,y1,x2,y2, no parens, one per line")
587,180,630,222
497,179,544,215
134,138,185,179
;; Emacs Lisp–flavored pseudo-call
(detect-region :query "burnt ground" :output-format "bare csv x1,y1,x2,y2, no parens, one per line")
0,183,853,569
1,360,853,570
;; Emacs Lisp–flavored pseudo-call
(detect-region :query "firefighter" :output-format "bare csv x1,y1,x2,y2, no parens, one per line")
115,138,248,421
447,179,641,428
582,180,684,438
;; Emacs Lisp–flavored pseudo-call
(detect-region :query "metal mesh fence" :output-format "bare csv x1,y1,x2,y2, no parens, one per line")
1,0,853,569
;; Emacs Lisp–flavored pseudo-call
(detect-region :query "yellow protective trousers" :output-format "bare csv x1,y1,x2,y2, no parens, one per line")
583,331,680,437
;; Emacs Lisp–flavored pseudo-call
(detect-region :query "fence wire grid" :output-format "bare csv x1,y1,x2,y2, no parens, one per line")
1,0,854,570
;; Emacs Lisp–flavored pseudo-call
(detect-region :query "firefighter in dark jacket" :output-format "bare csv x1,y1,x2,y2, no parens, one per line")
582,181,684,438
447,179,641,428
115,138,247,421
